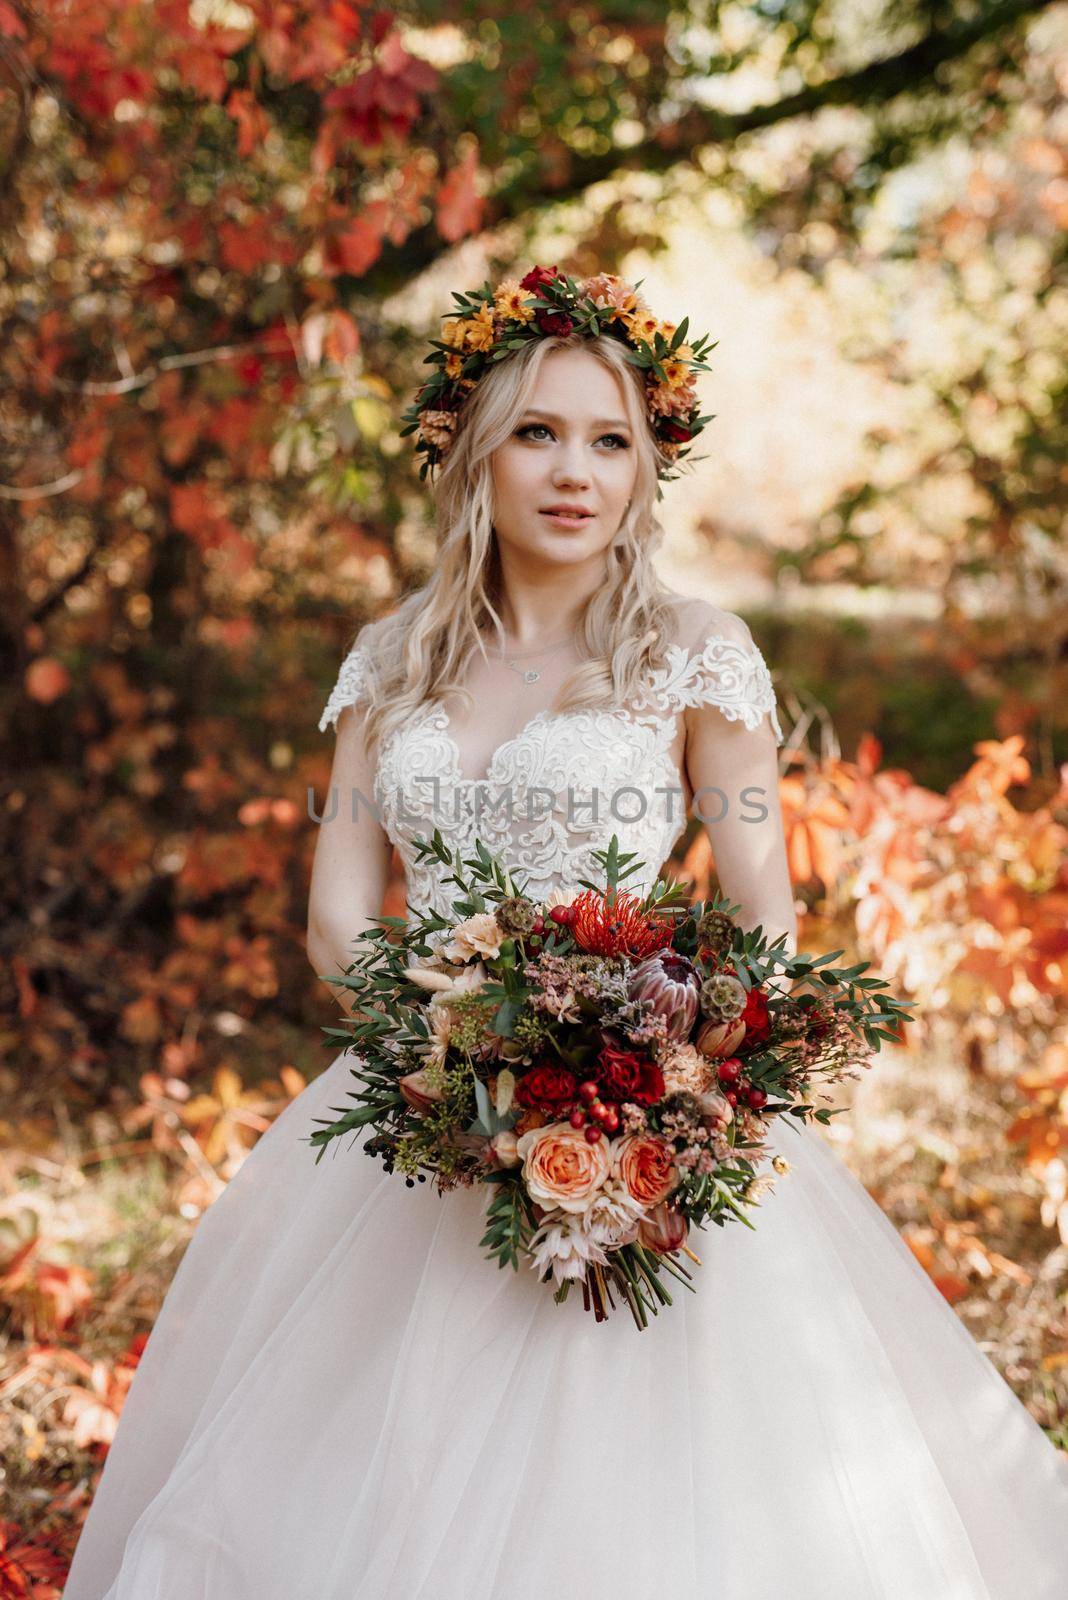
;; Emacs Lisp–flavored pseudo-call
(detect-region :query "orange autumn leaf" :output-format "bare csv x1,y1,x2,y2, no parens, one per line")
119,994,162,1045
954,735,1031,799
436,140,484,243
778,775,853,885
178,1065,304,1171
933,1273,970,1304
60,1337,146,1451
904,1238,969,1303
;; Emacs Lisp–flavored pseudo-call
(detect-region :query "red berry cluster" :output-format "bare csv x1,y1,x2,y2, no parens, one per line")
569,1079,621,1144
715,1057,767,1110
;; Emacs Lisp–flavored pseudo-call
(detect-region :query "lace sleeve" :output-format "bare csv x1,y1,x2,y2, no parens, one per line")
635,620,785,745
318,636,372,734
681,633,785,745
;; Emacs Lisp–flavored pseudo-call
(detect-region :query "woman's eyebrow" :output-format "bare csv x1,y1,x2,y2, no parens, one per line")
522,409,630,429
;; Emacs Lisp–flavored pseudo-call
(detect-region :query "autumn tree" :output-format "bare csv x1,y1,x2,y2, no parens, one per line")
0,0,1062,1087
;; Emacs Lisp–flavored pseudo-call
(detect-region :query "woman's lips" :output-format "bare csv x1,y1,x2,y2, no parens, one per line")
540,509,595,526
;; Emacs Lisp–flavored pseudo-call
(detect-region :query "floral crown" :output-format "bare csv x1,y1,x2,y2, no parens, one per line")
399,264,717,484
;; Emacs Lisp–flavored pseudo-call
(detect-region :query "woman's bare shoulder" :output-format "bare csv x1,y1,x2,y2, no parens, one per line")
657,591,754,652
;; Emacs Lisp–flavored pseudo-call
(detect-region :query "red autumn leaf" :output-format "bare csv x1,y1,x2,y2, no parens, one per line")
207,396,262,456
169,482,237,552
327,210,386,277
436,142,484,243
219,221,281,274
324,310,361,364
933,1273,970,1304
0,1517,69,1594
0,0,27,37
225,88,272,158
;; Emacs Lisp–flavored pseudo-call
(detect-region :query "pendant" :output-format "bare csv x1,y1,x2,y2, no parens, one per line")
507,661,540,683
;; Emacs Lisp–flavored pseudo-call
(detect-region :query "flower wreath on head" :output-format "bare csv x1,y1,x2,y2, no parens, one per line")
399,264,718,485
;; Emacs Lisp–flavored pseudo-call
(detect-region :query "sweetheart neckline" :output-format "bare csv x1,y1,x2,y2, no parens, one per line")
418,699,683,790
427,703,558,787
410,636,713,787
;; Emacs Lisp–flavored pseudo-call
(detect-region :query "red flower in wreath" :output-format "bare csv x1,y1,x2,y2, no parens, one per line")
535,309,575,337
519,263,562,294
515,1064,579,1111
658,417,694,443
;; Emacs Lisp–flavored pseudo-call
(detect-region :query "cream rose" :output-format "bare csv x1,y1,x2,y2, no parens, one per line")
661,1041,716,1097
439,913,507,963
516,1122,614,1215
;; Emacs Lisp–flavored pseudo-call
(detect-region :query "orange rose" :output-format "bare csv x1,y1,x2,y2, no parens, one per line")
614,1133,678,1209
516,1122,613,1214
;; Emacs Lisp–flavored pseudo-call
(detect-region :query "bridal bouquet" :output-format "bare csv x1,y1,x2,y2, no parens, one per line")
310,832,910,1328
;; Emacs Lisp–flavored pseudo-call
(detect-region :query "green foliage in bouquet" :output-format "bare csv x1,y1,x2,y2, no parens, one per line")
309,832,913,1329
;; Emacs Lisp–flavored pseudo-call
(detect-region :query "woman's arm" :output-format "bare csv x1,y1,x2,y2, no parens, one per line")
307,701,394,1018
681,613,797,958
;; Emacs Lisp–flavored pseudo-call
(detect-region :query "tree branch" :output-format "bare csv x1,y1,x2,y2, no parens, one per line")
31,525,106,625
363,0,1054,299
0,469,85,501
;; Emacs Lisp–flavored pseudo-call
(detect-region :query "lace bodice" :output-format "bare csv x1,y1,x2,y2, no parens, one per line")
319,624,785,924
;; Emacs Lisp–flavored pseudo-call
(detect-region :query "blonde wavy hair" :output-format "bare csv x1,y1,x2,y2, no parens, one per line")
355,332,683,766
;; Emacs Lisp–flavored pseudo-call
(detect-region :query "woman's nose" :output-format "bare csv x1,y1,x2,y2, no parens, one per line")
551,448,591,486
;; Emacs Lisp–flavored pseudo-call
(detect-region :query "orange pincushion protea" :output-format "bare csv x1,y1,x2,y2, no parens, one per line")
567,888,675,960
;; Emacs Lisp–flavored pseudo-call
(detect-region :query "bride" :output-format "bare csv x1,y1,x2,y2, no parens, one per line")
63,267,1068,1599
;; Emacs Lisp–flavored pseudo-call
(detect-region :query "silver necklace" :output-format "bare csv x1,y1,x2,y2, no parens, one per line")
484,628,581,684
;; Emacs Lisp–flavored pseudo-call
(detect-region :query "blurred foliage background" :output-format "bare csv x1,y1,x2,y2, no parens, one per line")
1,0,1066,1578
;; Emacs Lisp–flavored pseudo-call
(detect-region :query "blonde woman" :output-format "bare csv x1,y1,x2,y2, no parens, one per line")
64,269,1068,1600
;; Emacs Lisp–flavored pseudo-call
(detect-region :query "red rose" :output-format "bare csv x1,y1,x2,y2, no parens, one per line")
515,1064,579,1110
535,309,574,337
596,1041,665,1107
740,987,771,1046
519,263,561,293
658,417,693,443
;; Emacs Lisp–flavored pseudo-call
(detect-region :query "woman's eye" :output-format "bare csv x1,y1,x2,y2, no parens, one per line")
516,424,629,449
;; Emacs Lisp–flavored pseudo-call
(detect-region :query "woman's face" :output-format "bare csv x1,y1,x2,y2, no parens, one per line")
489,345,640,570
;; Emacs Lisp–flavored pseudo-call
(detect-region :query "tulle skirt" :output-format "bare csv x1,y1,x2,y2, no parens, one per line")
62,1048,1068,1600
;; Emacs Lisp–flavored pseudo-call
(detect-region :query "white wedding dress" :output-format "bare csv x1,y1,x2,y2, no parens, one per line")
63,613,1068,1600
